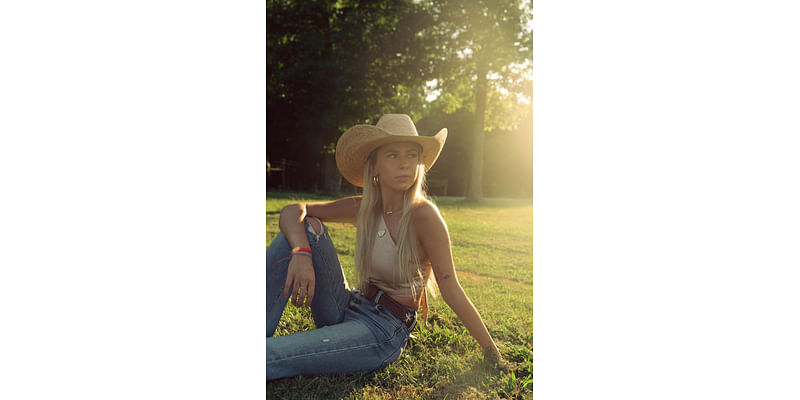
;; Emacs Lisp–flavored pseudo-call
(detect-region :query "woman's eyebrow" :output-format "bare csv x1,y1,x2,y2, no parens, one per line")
383,146,418,154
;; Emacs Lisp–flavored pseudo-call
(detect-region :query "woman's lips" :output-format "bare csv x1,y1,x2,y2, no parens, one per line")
396,176,412,181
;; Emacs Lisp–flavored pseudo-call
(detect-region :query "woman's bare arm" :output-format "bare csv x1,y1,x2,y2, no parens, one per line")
278,196,361,307
305,196,361,224
414,201,502,358
279,196,360,246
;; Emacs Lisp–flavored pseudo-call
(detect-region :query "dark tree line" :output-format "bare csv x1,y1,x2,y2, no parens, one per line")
267,0,532,198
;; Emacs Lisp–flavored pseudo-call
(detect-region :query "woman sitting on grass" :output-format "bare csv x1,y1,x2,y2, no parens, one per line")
267,114,508,380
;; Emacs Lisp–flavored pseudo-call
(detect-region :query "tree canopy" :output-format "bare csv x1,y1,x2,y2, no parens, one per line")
267,0,532,197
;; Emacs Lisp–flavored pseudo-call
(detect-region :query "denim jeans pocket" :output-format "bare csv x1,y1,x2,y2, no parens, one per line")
375,305,408,334
349,305,394,340
379,341,405,368
371,310,397,339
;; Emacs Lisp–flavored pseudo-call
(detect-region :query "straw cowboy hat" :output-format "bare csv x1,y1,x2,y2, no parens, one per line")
335,114,448,187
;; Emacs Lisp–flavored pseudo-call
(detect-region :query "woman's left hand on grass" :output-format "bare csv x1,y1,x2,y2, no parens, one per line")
483,347,513,372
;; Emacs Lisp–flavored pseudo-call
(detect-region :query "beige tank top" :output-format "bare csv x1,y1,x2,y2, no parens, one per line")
368,216,431,306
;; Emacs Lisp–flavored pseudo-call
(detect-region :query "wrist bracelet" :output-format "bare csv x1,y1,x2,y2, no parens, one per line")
292,247,312,257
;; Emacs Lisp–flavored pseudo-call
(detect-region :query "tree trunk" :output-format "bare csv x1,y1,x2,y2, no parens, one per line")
467,60,488,201
322,152,341,194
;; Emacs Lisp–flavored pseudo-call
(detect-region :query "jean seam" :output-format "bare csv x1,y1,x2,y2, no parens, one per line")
267,291,286,315
268,322,404,364
377,306,408,334
371,307,394,337
311,243,348,326
327,289,348,326
378,337,405,367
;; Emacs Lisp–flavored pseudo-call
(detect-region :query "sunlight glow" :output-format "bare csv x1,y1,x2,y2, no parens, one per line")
425,79,440,102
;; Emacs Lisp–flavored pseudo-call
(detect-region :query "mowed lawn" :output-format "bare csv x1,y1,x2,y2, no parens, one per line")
267,192,532,399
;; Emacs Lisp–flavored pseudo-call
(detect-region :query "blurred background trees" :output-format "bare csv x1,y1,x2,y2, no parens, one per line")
267,0,532,199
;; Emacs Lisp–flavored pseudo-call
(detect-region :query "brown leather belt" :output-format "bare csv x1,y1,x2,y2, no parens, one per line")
365,283,417,331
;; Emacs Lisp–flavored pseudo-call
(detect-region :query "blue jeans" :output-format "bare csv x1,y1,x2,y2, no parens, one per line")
267,219,412,381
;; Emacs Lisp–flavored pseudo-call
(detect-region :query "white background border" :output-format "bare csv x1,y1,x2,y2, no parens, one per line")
535,0,800,398
1,1,266,398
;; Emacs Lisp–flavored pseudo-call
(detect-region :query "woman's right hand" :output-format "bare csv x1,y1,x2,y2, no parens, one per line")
284,254,315,308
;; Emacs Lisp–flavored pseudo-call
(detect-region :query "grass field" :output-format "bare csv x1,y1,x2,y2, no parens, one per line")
267,192,532,399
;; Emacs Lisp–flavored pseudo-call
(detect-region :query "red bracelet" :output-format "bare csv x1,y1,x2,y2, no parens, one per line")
292,247,312,255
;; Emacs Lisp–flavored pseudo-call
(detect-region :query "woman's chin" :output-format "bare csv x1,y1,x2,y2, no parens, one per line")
382,183,413,193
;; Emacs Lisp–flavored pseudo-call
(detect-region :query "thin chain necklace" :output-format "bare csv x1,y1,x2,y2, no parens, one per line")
384,207,402,215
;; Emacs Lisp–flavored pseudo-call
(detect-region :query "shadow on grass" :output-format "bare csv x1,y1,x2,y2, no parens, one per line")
266,363,513,400
266,370,382,400
427,361,504,399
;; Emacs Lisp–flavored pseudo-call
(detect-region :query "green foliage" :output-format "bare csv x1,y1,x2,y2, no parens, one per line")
268,0,443,189
427,0,532,126
267,0,532,195
267,193,532,399
414,0,532,200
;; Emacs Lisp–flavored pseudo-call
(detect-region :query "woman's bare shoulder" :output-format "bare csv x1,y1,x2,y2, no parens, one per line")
412,198,446,228
413,199,452,258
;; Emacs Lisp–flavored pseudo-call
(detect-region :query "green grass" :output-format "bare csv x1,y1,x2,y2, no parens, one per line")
267,192,532,399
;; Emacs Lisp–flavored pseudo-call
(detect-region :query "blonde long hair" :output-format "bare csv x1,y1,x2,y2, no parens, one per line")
354,146,437,307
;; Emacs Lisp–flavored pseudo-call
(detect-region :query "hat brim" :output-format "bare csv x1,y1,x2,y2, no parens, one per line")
335,125,447,187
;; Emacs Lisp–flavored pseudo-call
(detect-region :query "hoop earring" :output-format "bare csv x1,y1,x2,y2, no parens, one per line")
373,175,379,185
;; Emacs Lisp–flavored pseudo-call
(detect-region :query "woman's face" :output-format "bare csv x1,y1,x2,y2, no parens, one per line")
373,142,421,193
